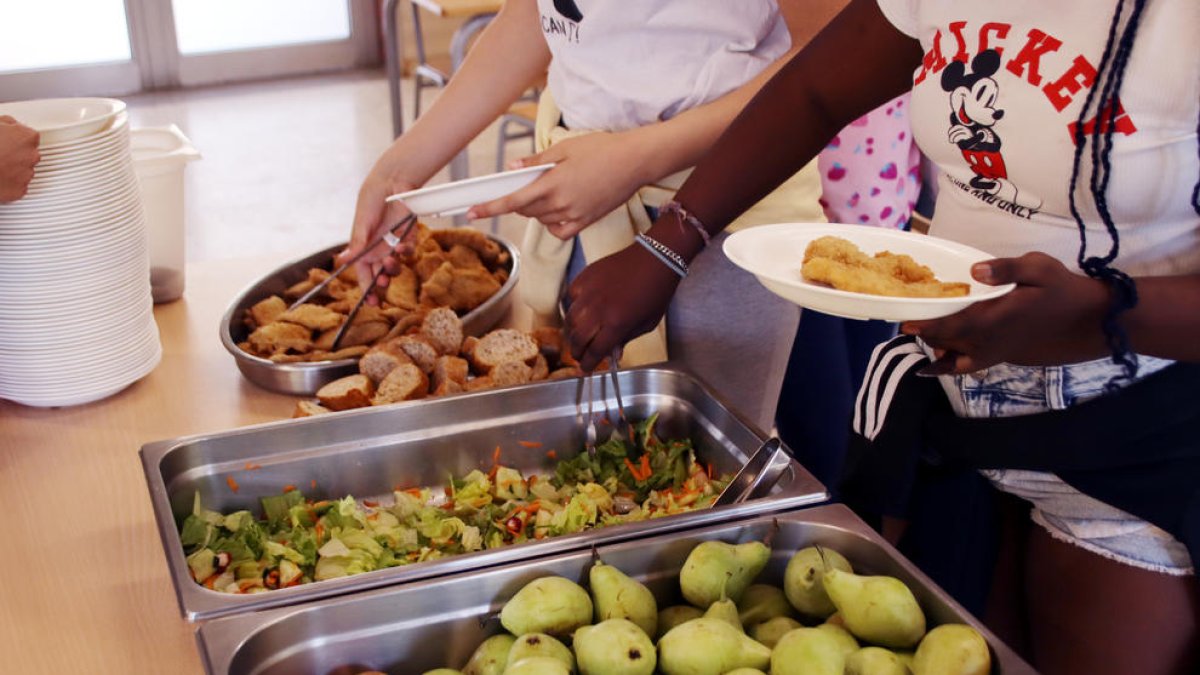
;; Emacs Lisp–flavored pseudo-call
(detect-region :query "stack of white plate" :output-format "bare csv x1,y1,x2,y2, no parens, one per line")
0,98,161,407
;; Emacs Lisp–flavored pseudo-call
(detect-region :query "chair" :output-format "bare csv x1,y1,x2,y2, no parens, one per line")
492,99,538,232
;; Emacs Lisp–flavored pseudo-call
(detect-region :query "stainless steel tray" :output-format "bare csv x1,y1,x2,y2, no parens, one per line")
197,504,1035,674
219,234,519,395
142,366,828,622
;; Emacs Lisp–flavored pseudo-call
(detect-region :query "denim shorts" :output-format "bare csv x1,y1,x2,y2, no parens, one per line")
939,354,1194,576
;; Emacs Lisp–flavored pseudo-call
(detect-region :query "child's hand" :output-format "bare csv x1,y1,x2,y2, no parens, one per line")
466,130,650,238
902,252,1111,375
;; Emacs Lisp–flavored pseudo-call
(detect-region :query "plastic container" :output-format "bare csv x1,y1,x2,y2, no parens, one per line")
130,125,200,303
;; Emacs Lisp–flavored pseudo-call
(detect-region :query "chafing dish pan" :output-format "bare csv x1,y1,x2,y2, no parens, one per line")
142,365,827,621
197,504,1035,674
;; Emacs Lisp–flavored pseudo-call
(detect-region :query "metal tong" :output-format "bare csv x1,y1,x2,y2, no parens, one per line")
712,437,789,507
580,347,629,457
287,213,418,351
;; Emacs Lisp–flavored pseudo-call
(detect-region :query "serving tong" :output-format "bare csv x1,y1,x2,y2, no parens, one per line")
580,347,630,457
287,213,418,351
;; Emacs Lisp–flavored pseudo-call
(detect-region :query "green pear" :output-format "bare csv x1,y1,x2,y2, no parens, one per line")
725,670,768,675
423,670,463,675
845,647,910,675
749,616,801,649
737,584,794,625
912,624,990,675
500,576,593,637
574,618,657,675
589,560,658,638
463,634,517,675
656,605,704,640
769,627,846,675
816,623,860,656
822,569,926,648
783,546,852,619
658,618,771,675
680,541,771,608
503,657,572,675
703,596,743,632
507,633,574,672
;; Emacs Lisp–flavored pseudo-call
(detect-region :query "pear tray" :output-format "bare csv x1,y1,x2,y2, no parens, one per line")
141,366,828,623
196,504,1035,674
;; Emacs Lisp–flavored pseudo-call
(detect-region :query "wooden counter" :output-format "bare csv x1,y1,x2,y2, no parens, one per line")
0,254,328,674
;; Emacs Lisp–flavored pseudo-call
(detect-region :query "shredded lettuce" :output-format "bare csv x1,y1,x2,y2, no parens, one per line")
181,414,728,594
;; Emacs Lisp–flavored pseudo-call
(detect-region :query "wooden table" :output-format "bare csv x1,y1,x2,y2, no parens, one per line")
0,255,314,674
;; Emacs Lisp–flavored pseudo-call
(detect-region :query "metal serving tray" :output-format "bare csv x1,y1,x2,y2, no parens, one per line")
197,504,1035,674
219,235,519,395
142,366,828,622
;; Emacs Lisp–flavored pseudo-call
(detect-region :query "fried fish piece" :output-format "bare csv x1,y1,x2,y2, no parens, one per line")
801,235,969,298
419,261,501,312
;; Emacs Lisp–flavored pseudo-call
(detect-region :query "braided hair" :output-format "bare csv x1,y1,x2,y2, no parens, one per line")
1067,0,1200,387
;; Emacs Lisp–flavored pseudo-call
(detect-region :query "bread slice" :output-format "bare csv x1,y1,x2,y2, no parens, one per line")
490,360,533,388
317,374,375,411
549,366,584,380
530,326,566,367
359,339,415,384
463,375,494,392
372,363,429,405
292,400,331,418
395,335,440,373
420,307,464,356
530,353,549,381
248,295,287,328
432,379,464,397
471,329,539,373
432,355,470,390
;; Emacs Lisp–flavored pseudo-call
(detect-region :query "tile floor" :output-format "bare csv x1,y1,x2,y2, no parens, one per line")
124,68,533,264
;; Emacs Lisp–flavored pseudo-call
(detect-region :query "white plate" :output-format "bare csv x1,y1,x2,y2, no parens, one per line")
723,223,1016,322
386,164,554,217
0,98,126,146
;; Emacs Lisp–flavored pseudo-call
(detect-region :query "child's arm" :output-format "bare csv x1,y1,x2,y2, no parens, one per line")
464,0,851,238
345,0,550,277
561,0,922,370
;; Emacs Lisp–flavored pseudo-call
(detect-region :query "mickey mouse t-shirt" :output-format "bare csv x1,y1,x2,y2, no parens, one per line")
536,0,790,132
876,0,1200,277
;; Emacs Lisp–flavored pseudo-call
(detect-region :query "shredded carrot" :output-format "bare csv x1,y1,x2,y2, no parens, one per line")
488,464,500,481
226,476,240,493
706,462,714,479
362,499,379,508
282,484,297,493
203,575,219,590
315,523,325,541
639,454,652,480
404,487,422,497
493,445,502,465
624,457,641,479
546,450,558,460
310,479,317,489
244,462,262,471
518,440,543,448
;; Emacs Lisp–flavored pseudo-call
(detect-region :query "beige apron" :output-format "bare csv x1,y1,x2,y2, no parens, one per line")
519,92,826,366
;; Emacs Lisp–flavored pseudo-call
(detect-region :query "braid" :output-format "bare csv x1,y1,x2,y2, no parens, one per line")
1067,0,1149,387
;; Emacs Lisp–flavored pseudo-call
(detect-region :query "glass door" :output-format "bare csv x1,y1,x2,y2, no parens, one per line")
0,0,379,101
0,0,141,99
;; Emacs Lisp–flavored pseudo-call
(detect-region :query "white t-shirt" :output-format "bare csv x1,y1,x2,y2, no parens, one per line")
877,0,1200,276
536,0,791,132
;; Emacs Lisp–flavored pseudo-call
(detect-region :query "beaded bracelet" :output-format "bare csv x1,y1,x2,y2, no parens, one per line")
661,200,712,247
634,233,689,279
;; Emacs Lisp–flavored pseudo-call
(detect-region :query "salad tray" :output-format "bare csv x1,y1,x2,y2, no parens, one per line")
197,504,1036,674
141,365,828,622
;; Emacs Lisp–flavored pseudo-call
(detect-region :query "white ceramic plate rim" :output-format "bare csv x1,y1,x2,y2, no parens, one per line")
385,164,554,216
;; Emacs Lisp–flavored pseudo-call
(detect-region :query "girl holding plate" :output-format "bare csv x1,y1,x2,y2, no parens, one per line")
345,0,845,433
562,0,1200,672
